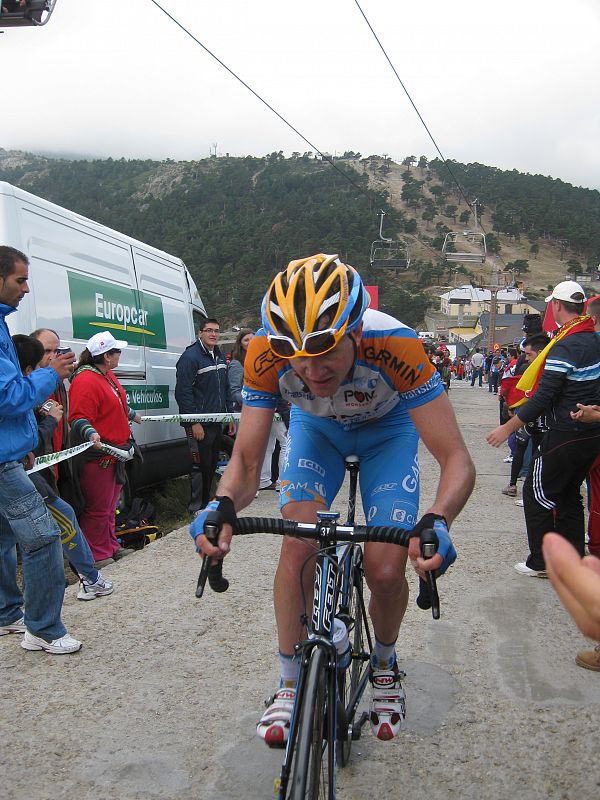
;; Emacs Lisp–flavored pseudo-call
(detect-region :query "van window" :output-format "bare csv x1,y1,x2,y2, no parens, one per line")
193,310,206,334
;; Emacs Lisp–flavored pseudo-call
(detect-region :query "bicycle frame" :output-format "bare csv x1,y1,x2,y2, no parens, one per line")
278,459,372,799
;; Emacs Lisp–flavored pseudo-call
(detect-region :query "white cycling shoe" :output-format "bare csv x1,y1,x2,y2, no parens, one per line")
257,686,296,748
369,665,406,741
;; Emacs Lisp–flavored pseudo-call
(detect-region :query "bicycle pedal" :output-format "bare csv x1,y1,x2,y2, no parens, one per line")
352,711,369,740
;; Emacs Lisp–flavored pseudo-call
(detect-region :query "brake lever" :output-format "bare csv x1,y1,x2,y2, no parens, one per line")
195,521,219,599
419,528,440,620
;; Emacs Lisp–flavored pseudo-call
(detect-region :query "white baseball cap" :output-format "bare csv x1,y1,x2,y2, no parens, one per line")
545,280,586,304
86,331,128,357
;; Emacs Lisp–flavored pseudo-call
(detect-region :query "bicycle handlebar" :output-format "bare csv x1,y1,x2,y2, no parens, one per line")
196,516,441,618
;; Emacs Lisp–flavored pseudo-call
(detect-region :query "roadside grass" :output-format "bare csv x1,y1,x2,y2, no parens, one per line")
143,476,193,533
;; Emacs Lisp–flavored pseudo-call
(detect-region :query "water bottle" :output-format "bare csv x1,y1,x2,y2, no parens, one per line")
333,617,351,669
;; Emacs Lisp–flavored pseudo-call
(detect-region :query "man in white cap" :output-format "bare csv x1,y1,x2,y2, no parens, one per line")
487,279,600,576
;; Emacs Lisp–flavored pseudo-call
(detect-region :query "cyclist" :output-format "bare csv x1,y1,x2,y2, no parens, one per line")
191,254,475,744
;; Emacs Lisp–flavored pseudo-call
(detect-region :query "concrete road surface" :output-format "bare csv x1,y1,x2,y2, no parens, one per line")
1,380,598,800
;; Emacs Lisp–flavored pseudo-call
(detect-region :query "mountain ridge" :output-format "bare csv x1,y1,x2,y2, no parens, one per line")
0,148,597,327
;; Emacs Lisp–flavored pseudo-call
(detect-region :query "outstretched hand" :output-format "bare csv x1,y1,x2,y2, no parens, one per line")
570,403,600,424
543,533,600,640
486,424,510,447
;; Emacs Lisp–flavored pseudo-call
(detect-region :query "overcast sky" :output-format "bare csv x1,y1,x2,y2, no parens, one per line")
2,0,599,190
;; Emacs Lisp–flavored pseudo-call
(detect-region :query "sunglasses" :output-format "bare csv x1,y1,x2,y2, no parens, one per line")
267,328,341,359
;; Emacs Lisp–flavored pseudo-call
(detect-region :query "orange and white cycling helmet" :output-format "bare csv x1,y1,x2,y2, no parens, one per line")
261,253,370,358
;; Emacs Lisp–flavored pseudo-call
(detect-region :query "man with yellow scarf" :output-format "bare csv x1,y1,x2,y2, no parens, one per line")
487,281,600,577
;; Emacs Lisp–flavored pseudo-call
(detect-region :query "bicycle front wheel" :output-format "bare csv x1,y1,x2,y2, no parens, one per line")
337,549,370,767
289,647,334,800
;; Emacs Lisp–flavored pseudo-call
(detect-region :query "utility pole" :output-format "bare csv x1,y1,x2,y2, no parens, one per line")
485,260,500,353
487,287,498,353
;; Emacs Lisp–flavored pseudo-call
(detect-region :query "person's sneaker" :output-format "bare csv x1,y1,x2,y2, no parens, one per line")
113,547,134,560
575,644,600,672
207,560,229,593
94,557,115,569
502,484,517,497
514,498,524,507
77,572,114,601
257,686,296,748
0,616,25,635
369,665,406,741
21,630,82,654
514,562,548,578
503,455,513,463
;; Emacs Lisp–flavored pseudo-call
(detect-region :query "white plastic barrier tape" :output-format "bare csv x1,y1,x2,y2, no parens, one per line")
99,443,135,462
140,413,241,423
139,413,282,423
27,441,134,473
27,441,94,474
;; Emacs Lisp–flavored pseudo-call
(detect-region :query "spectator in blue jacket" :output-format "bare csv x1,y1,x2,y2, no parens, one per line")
0,246,82,654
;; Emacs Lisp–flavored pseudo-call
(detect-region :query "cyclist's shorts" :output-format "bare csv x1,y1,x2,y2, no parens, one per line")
279,404,420,530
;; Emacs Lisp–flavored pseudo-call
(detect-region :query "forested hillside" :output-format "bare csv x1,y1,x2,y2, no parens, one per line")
0,148,598,327
428,158,600,265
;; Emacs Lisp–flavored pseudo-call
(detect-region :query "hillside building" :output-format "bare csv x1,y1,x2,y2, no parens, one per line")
424,285,543,347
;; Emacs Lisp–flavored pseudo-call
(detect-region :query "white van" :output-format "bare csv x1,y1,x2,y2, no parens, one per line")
0,181,207,488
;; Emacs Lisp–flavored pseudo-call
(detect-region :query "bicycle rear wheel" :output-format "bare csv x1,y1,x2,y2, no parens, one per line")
289,647,333,800
336,550,369,766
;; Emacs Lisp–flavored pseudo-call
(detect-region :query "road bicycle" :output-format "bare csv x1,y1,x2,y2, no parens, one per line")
196,456,441,799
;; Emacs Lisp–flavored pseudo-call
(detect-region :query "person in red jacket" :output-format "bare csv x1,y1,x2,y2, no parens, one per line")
69,332,141,566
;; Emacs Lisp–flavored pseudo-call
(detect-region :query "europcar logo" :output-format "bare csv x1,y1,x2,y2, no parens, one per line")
67,271,167,349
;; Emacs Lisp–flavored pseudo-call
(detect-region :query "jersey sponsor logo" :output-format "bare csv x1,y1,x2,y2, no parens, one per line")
281,480,308,492
282,435,292,473
352,376,378,390
390,504,417,526
401,455,420,493
253,347,278,377
402,373,440,399
372,482,398,495
367,505,378,522
363,346,421,385
241,388,274,404
314,482,326,498
343,389,376,405
298,458,326,477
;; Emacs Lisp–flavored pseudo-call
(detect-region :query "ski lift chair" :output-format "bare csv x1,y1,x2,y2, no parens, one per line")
370,240,410,270
0,0,57,27
442,231,486,263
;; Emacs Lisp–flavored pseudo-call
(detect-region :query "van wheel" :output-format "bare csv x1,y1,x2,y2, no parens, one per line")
216,434,234,476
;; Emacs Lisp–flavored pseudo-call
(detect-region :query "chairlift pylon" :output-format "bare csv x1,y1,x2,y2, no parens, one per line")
0,0,57,28
370,210,410,270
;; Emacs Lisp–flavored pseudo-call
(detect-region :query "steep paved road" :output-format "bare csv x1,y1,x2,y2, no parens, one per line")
1,381,598,800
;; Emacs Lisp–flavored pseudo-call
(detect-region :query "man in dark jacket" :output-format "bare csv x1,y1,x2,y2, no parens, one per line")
175,318,229,513
487,281,600,576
